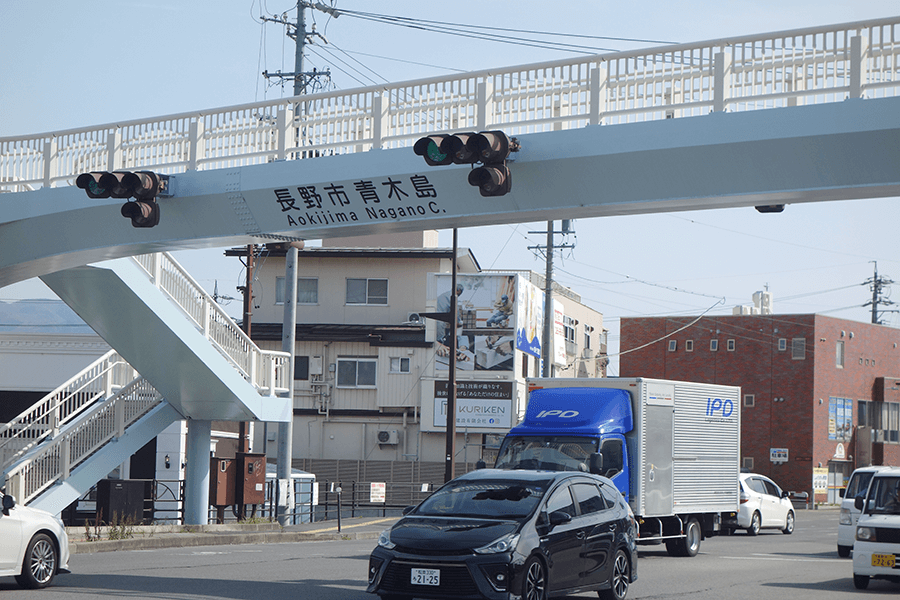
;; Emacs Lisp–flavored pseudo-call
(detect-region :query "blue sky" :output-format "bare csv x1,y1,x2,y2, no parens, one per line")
1,1,898,372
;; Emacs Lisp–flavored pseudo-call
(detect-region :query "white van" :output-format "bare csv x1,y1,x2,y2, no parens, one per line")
838,466,893,557
852,467,900,589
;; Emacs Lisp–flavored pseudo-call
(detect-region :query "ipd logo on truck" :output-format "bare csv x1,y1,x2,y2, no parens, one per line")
706,397,735,418
536,410,580,419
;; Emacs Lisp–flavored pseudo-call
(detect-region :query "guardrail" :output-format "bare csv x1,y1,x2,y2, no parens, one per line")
132,252,291,396
1,17,897,193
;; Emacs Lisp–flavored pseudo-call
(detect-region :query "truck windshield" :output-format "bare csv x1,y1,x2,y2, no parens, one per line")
495,436,598,472
867,477,900,515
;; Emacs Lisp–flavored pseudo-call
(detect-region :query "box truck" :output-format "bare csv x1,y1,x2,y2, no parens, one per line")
493,377,741,556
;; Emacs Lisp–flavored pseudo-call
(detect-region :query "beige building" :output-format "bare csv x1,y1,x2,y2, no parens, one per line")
232,231,607,480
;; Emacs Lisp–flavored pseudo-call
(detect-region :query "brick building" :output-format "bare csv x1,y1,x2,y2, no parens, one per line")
620,312,900,503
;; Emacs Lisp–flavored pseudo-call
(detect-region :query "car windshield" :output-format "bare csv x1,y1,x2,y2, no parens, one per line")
414,478,551,520
867,477,900,515
847,472,875,500
495,436,598,472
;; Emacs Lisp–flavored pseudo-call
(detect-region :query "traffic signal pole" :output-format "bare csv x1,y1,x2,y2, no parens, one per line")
444,229,458,483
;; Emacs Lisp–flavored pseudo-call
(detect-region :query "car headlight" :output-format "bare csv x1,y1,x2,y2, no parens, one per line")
857,526,876,542
377,529,396,550
474,533,519,555
839,508,852,526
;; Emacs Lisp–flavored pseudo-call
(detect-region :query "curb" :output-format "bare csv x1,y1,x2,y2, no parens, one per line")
67,520,392,555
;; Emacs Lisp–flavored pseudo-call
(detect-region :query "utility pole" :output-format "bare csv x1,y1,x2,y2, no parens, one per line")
864,261,897,325
528,221,575,377
261,1,333,97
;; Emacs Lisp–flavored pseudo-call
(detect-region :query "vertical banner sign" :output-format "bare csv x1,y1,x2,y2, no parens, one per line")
552,299,566,367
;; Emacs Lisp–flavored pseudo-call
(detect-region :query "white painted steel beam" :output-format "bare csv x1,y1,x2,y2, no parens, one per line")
2,97,899,289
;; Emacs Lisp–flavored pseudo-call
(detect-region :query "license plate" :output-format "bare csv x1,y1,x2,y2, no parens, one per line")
872,553,896,568
410,568,440,586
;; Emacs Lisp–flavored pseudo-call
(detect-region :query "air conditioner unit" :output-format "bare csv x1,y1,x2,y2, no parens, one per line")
406,312,422,324
377,430,400,445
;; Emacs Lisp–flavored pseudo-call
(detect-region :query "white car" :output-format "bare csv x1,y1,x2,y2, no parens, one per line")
852,467,900,589
838,466,892,557
0,491,69,588
726,472,795,535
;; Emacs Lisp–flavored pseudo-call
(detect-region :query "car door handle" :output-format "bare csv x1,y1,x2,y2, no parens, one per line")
576,531,586,540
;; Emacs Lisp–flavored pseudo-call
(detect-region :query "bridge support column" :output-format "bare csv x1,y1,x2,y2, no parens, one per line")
184,419,212,525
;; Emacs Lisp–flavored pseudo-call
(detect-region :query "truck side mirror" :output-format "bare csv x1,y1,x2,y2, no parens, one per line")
855,497,864,511
589,453,604,476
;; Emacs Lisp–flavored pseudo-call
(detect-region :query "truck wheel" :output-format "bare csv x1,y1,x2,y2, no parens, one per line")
747,512,761,536
681,519,701,557
598,549,631,600
14,533,58,589
522,556,548,600
853,574,870,589
782,511,794,534
837,545,852,558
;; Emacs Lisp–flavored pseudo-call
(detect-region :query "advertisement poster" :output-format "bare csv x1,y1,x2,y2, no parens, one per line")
515,276,543,358
433,381,513,430
828,397,853,441
553,299,567,367
433,274,518,371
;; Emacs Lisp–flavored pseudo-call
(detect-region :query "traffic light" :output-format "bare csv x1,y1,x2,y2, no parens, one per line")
413,130,518,197
75,170,170,227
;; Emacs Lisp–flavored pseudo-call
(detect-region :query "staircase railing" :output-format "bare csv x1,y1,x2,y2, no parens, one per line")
3,377,163,506
0,350,133,471
132,252,290,396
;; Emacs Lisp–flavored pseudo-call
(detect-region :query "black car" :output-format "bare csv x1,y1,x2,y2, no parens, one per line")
367,469,637,600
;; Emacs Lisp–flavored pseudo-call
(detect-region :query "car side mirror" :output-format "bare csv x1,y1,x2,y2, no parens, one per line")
549,510,572,527
781,491,789,499
402,505,415,515
839,488,845,498
855,497,864,511
2,494,14,513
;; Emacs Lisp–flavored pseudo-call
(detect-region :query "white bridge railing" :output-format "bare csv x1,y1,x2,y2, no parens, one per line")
132,252,291,396
3,377,164,506
1,17,897,193
0,350,133,471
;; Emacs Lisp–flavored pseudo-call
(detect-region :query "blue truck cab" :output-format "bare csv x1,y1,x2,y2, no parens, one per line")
494,386,633,500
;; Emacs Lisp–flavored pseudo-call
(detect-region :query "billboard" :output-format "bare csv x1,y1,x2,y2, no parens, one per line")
432,273,519,371
431,381,514,431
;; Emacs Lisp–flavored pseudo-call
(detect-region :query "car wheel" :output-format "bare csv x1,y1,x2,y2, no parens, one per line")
837,545,852,558
782,511,794,534
853,574,870,589
14,533,58,589
747,511,761,536
598,549,631,600
522,556,548,600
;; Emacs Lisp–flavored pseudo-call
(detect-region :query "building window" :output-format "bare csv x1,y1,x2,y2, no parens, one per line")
583,325,593,350
836,340,845,368
685,340,694,352
778,338,787,351
744,394,755,407
346,278,388,305
791,337,806,360
563,315,576,342
389,357,410,373
668,340,677,352
294,356,309,380
743,457,754,471
276,277,318,304
710,340,718,352
336,358,377,387
727,339,735,351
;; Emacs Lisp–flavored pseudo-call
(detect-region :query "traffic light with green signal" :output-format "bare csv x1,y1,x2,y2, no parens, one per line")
413,130,518,197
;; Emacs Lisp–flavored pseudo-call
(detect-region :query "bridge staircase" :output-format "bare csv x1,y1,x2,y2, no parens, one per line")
1,252,291,515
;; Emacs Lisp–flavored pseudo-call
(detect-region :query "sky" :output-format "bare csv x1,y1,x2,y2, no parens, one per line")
1,1,898,374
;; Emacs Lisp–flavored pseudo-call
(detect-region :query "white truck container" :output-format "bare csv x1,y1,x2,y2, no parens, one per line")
494,377,741,556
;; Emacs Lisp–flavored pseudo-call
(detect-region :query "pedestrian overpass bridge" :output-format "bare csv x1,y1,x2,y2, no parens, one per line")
1,17,898,520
